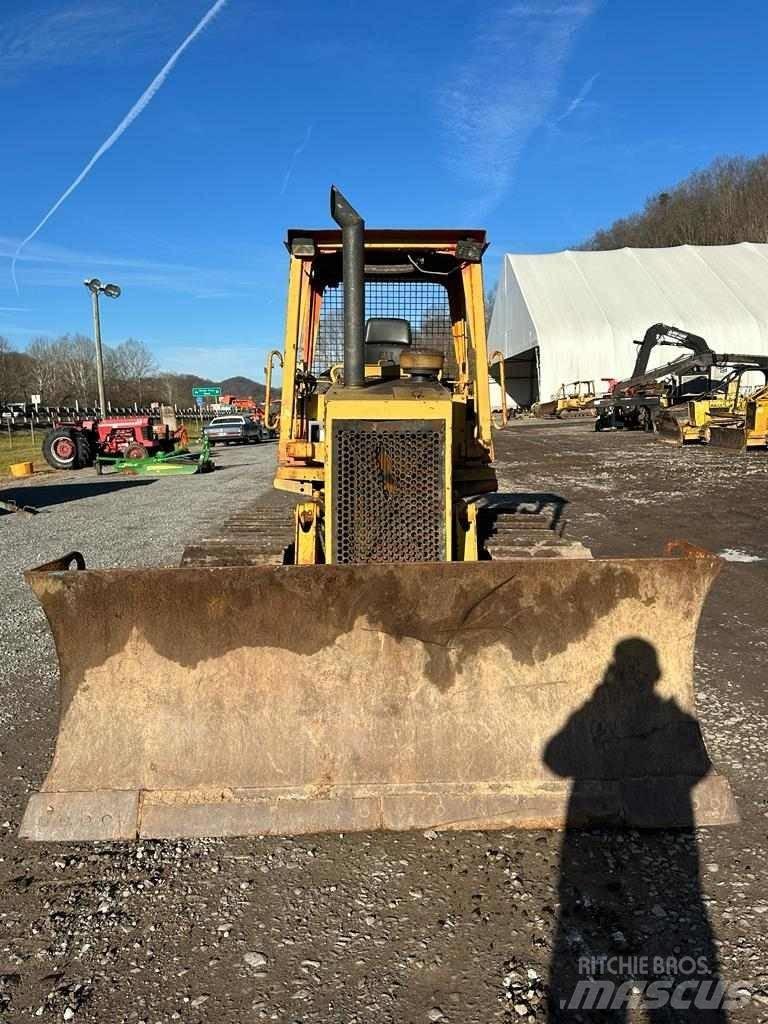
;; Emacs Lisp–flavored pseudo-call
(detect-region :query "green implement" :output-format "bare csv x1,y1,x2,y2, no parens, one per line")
97,437,214,476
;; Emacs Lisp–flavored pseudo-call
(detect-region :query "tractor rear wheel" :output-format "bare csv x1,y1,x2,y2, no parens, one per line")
43,428,84,470
76,432,94,467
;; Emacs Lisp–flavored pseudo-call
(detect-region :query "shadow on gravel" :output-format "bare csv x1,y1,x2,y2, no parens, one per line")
0,479,156,510
544,638,729,1021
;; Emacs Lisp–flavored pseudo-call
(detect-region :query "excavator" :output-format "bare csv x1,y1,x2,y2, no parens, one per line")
593,325,711,431
594,323,767,433
20,189,736,841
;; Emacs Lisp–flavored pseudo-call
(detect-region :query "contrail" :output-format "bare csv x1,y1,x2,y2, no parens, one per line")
11,0,230,293
552,72,599,126
279,124,314,196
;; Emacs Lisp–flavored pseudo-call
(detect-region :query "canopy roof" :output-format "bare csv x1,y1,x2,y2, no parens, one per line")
488,243,768,402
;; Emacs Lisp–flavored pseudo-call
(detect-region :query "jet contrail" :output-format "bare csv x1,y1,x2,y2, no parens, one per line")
279,124,314,196
552,72,600,126
11,0,230,293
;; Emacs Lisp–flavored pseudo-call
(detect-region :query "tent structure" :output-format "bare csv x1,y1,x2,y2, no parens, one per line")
487,243,768,407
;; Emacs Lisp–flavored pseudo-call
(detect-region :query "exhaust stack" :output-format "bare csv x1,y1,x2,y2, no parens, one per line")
330,186,365,389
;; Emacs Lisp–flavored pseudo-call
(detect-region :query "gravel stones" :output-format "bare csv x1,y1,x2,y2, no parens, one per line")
1,429,766,1020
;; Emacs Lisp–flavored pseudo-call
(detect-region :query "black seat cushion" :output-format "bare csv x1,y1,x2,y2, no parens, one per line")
364,318,412,364
365,318,412,346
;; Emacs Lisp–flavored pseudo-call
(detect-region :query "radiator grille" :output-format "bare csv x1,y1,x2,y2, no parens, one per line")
332,420,445,564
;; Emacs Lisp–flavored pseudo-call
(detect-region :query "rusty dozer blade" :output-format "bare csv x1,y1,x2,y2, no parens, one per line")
532,400,557,418
20,547,737,841
708,422,748,451
655,409,688,445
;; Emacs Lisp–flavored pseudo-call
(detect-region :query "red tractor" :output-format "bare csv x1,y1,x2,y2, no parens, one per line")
42,416,179,471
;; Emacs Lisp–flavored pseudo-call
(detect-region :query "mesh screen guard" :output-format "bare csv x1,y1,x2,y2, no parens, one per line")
314,279,458,377
331,420,445,564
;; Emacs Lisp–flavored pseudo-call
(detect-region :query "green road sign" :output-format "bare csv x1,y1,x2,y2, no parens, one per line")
192,387,221,398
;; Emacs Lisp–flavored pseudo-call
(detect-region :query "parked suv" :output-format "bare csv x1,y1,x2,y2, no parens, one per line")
203,415,267,445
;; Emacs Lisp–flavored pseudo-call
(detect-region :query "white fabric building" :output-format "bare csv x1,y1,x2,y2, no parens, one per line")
487,243,768,406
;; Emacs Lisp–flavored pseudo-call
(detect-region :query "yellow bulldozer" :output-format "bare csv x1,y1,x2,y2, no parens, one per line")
656,364,768,445
708,381,768,451
21,188,736,842
532,380,601,419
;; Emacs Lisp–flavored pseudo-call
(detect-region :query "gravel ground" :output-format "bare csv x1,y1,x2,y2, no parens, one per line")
0,425,766,1022
0,444,277,736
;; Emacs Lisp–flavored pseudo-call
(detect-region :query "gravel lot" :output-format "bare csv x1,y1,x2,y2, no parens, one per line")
0,425,766,1022
0,443,278,739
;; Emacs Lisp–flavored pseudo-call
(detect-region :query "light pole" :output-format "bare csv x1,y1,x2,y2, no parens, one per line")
84,278,121,414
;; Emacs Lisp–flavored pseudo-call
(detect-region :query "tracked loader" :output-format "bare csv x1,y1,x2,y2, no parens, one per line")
21,189,737,842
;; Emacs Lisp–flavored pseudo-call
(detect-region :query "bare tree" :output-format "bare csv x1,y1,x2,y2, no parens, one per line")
0,337,11,401
113,339,158,404
27,337,65,404
0,337,36,402
485,284,498,332
58,334,98,404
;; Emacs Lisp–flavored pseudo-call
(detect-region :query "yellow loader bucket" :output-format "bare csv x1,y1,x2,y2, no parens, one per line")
20,547,737,841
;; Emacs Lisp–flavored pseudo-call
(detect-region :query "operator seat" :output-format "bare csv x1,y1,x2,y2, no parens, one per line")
365,317,411,365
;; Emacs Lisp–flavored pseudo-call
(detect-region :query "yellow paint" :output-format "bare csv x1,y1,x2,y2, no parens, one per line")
10,461,33,477
744,385,768,446
264,349,283,432
295,502,319,564
286,441,325,461
462,261,493,448
455,501,479,561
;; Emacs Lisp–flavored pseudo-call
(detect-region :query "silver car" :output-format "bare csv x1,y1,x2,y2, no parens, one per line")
203,415,267,445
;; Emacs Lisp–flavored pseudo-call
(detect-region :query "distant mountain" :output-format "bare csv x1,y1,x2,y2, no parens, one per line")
218,375,266,399
153,372,266,408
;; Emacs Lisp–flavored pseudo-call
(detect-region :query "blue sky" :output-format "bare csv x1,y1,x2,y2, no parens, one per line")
2,0,767,380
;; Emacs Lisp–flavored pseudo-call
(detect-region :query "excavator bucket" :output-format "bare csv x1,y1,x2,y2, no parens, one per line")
21,546,737,841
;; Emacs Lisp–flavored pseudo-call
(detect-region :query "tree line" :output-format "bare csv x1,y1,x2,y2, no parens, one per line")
0,335,210,409
581,154,768,250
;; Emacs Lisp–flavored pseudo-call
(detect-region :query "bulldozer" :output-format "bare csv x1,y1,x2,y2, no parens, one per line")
657,364,768,445
708,381,768,451
20,188,736,842
532,380,602,419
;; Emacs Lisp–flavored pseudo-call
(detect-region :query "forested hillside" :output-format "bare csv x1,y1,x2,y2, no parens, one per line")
581,155,768,250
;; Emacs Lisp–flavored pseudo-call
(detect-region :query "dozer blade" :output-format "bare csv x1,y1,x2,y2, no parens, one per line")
20,547,737,841
532,400,557,418
708,423,748,451
655,410,687,445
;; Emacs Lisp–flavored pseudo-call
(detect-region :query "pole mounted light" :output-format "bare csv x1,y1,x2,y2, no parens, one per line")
84,278,121,414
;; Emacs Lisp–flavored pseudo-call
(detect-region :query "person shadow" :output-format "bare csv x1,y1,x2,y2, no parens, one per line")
543,638,729,1021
